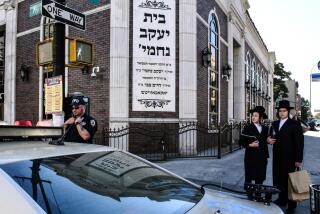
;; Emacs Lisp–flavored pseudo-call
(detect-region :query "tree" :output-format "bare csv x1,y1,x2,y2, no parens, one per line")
273,62,292,102
300,97,311,121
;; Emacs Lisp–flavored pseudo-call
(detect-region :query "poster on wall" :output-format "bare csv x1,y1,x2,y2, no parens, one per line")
45,75,63,114
132,0,176,112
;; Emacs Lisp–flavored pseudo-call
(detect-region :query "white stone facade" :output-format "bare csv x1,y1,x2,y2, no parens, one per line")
0,0,17,125
1,0,275,127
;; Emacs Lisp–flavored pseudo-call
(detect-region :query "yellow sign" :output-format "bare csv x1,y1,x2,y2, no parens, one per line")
45,76,63,114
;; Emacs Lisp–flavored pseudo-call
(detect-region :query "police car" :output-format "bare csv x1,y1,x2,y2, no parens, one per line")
0,126,283,214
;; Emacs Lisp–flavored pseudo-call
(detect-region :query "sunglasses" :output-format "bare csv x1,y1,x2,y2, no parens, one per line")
72,106,80,110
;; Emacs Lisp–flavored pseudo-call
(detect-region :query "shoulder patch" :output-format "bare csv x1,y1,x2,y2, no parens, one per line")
90,119,96,127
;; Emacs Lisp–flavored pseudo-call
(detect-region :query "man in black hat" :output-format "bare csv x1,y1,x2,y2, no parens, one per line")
240,106,269,194
64,96,97,144
267,100,304,213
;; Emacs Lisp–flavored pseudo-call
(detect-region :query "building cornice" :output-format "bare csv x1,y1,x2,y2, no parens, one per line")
242,0,250,11
245,11,268,52
229,4,246,38
214,0,228,15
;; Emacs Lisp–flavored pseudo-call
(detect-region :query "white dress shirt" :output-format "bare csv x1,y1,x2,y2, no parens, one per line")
279,118,288,130
254,123,262,133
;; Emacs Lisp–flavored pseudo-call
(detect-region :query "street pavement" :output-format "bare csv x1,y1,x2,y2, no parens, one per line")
157,131,320,213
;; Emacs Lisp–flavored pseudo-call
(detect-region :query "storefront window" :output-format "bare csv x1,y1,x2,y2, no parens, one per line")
208,13,219,128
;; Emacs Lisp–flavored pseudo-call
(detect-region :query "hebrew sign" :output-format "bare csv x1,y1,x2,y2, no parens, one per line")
132,0,176,112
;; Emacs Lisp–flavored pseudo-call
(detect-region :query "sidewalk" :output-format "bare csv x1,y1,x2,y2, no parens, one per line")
156,131,320,214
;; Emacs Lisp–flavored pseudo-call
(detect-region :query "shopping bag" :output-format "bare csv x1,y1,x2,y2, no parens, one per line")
288,169,311,201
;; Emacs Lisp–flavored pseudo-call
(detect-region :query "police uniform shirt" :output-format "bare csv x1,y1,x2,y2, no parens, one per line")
64,113,98,144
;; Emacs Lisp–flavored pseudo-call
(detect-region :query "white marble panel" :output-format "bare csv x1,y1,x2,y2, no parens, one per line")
109,0,130,125
4,7,17,124
179,0,197,122
110,0,130,28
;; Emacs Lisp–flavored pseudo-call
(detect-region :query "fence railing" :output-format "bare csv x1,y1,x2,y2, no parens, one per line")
95,122,246,161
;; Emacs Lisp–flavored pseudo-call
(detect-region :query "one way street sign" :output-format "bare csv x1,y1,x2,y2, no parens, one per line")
42,0,86,30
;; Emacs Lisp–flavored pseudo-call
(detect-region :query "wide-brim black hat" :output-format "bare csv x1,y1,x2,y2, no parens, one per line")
276,100,294,110
250,106,268,119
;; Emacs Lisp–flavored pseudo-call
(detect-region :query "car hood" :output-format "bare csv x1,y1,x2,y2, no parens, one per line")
188,188,283,214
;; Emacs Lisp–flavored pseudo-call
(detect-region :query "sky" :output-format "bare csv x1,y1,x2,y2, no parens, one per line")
248,0,320,112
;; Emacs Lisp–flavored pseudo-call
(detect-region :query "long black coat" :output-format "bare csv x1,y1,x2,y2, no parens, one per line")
239,123,269,181
271,118,304,194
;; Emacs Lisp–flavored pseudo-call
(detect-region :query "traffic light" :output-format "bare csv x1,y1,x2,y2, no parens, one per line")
69,38,93,66
37,40,53,66
36,38,93,68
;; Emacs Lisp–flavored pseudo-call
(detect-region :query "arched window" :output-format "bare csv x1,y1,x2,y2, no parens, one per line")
245,53,251,82
251,59,256,107
257,65,260,91
208,12,219,128
251,59,256,87
263,72,267,94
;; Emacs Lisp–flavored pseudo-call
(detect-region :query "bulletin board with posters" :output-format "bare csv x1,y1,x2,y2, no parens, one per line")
45,76,63,114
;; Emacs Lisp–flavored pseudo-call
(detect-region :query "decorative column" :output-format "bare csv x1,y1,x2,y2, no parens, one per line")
179,0,197,156
3,0,17,125
227,13,234,122
233,31,246,121
109,0,130,150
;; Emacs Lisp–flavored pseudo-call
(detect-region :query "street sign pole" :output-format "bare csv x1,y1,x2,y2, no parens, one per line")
42,0,86,30
53,0,65,111
42,0,86,116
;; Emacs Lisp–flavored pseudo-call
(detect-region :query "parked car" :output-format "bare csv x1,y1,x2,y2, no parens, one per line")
299,119,310,133
314,119,320,127
0,127,283,214
307,120,317,131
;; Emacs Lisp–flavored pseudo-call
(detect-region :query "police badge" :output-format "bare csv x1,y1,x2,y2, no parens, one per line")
90,120,96,127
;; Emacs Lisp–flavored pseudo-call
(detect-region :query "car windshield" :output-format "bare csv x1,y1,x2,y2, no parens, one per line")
0,151,203,214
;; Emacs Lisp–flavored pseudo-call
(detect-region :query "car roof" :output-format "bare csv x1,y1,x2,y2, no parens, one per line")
0,141,116,165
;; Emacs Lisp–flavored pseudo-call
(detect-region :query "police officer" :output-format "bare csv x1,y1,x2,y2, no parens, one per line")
64,96,97,143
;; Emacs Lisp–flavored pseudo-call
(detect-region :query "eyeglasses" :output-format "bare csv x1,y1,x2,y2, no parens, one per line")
72,106,80,110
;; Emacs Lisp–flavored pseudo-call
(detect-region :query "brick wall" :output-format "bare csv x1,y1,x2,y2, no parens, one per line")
196,0,229,127
17,0,41,33
16,1,110,129
197,0,228,42
16,32,40,124
220,43,228,123
197,19,209,126
69,10,110,129
15,0,230,131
